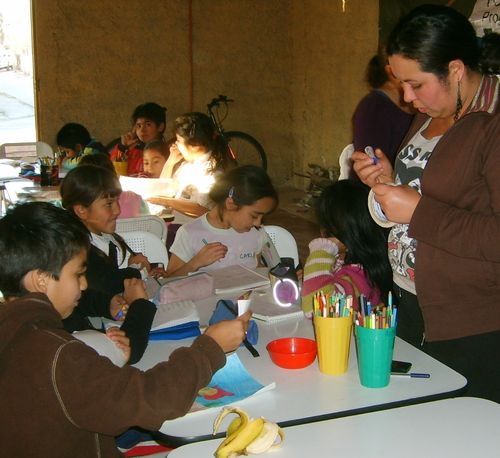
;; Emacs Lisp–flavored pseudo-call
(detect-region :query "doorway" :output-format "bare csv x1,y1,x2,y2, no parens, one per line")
0,0,36,145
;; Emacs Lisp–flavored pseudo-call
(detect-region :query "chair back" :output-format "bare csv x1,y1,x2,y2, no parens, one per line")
263,225,299,268
0,142,54,162
116,215,168,243
119,230,169,267
338,143,354,180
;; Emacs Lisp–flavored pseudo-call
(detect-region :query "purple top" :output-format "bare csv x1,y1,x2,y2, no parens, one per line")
352,89,414,166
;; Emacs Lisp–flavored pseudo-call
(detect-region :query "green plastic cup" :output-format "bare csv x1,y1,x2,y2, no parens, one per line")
355,324,396,388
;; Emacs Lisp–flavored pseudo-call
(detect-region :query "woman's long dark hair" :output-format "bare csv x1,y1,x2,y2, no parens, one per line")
316,179,392,302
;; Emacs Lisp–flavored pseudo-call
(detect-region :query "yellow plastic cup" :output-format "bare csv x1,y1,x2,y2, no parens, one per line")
313,315,353,375
112,161,128,176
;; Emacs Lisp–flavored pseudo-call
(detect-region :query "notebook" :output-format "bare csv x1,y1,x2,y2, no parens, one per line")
150,299,200,332
206,265,270,295
249,289,304,323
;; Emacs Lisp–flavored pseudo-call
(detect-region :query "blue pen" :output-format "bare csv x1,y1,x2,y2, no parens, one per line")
364,146,379,165
202,238,208,245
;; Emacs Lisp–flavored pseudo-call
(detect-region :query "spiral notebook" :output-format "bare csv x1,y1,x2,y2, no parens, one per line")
206,265,270,295
249,290,304,323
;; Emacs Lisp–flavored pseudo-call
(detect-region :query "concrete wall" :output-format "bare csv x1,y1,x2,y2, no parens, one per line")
32,0,378,187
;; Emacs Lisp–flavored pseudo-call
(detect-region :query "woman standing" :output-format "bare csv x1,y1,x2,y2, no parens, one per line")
353,5,500,401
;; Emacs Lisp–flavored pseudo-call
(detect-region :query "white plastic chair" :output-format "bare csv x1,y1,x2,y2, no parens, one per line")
0,142,54,162
116,215,168,243
119,230,169,268
263,225,300,268
338,143,354,180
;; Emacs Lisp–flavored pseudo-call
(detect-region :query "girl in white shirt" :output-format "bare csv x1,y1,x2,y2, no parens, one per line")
153,112,232,218
166,165,278,277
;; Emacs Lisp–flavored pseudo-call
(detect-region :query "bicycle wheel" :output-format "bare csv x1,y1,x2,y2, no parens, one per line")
224,131,267,171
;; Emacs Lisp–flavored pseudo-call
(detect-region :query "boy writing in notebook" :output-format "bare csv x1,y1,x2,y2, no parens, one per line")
0,202,250,457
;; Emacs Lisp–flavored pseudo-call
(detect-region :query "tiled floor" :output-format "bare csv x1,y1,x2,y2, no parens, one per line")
263,186,319,265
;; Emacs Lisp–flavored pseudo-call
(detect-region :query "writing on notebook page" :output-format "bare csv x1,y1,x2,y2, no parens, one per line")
206,265,270,295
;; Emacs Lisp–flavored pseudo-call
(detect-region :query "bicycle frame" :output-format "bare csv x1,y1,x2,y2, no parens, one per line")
207,95,235,159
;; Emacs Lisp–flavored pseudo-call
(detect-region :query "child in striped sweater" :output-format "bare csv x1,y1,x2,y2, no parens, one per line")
301,180,392,316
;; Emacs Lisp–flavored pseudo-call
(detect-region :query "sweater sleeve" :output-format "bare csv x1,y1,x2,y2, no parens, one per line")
301,238,339,314
409,114,500,261
54,333,226,436
120,298,156,364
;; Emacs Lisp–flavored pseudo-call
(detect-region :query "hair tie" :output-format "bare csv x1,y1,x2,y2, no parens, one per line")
228,186,234,198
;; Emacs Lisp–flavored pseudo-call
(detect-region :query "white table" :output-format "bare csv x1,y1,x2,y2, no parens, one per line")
167,397,499,457
134,291,466,444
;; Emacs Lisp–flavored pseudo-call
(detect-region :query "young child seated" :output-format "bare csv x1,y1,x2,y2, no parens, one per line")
0,201,250,457
301,179,392,315
109,102,167,176
79,153,149,218
150,112,233,220
60,164,154,295
166,165,278,277
142,140,170,178
56,122,107,173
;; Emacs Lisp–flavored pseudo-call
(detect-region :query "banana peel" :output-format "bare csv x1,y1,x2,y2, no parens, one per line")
213,406,284,457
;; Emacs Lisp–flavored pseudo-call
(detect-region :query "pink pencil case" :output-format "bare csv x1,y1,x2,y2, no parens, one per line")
159,273,214,304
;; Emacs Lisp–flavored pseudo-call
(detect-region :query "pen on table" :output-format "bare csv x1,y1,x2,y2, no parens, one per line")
391,372,431,379
220,300,260,358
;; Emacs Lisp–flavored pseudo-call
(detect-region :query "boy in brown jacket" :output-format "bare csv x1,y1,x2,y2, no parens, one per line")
0,202,250,457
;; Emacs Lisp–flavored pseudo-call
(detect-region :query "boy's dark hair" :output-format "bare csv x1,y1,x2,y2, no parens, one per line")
61,165,121,211
144,140,170,158
56,123,92,150
0,202,90,297
132,102,167,126
316,179,392,302
209,165,278,208
78,152,116,174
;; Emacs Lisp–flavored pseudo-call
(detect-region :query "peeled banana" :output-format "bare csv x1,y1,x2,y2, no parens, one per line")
213,406,284,457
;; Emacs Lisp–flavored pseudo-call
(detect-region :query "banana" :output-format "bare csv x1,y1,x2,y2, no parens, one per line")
226,416,243,437
244,420,284,454
213,406,249,451
215,417,265,458
213,406,285,457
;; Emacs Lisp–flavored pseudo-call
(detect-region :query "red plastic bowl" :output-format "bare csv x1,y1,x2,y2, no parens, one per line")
266,337,317,369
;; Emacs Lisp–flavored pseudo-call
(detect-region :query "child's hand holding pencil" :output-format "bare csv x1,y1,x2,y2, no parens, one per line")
110,294,129,321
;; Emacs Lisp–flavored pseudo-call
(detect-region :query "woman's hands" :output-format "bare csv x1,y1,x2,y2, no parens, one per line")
352,148,393,187
352,148,420,224
372,183,421,224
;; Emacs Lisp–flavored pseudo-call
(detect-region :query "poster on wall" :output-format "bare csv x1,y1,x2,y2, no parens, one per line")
469,0,500,36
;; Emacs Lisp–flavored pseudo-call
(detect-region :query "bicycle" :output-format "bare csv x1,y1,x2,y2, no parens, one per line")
207,95,267,170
